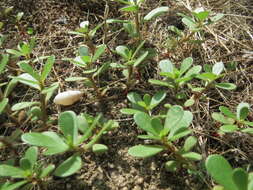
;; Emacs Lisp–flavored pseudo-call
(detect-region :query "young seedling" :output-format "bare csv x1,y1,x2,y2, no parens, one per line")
120,91,166,115
212,102,253,134
64,45,110,100
166,8,224,51
206,154,253,190
149,57,201,99
112,40,149,90
21,111,118,177
0,146,55,190
69,21,103,55
12,56,58,128
108,0,169,41
6,38,36,60
185,62,236,107
128,105,202,172
0,54,18,123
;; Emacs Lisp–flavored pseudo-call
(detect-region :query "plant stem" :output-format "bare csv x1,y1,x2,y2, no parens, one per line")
39,91,48,128
134,11,141,41
126,66,133,90
162,138,196,170
85,34,96,55
83,120,112,150
89,76,103,100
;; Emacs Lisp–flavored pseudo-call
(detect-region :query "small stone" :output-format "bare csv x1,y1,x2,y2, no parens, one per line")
122,187,128,190
135,177,144,185
133,185,142,190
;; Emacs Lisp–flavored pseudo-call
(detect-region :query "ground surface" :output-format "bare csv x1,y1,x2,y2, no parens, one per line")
0,0,253,189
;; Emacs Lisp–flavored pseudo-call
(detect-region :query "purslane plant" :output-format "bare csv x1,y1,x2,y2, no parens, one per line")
21,111,118,177
0,54,18,123
128,105,202,171
166,7,224,51
184,62,236,107
120,91,166,115
0,146,55,190
212,102,253,134
149,57,201,99
112,40,149,90
108,0,169,40
206,154,253,190
69,21,103,55
65,45,110,99
6,38,36,60
12,56,58,128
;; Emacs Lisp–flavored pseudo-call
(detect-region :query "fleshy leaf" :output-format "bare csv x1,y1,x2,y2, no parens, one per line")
205,154,237,190
144,6,169,21
128,145,164,158
54,155,82,177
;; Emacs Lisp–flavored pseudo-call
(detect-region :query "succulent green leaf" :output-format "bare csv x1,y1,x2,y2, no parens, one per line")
183,136,198,152
127,92,142,104
128,145,164,158
236,102,250,120
183,65,202,78
77,115,89,134
0,54,9,74
219,106,236,119
120,5,138,12
212,62,224,75
19,158,31,171
133,51,148,67
163,106,184,135
150,91,166,109
215,83,236,90
41,56,55,82
232,168,248,190
144,6,169,21
168,127,191,141
159,59,173,73
165,160,180,172
179,57,193,76
1,180,28,190
93,62,110,77
22,132,69,155
182,17,197,30
59,111,78,146
148,79,171,87
205,154,238,190
54,155,82,177
18,62,41,82
0,98,8,114
210,13,224,22
194,11,210,21
92,44,106,62
79,46,89,56
39,164,55,178
120,108,141,115
0,165,26,178
16,73,40,90
6,49,23,57
23,146,38,169
3,78,18,98
11,101,40,111
241,128,253,134
92,144,108,154
212,112,235,124
116,45,131,60
182,152,202,161
220,125,238,133
196,72,218,81
134,112,160,136
184,98,195,107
